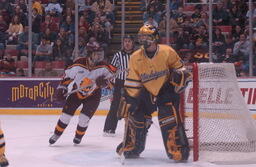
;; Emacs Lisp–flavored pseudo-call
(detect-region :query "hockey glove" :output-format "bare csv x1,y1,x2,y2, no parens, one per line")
55,85,68,101
170,69,192,94
95,75,108,88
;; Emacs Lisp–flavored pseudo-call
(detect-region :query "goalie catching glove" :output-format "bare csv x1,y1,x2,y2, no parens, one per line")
170,68,192,93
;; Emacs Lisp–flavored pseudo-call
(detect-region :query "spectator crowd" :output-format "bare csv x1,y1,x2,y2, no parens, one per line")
0,0,115,76
0,0,255,77
143,0,256,76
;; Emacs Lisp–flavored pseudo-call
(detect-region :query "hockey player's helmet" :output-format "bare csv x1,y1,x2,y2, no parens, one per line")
122,35,135,51
138,24,159,48
86,41,103,53
86,41,104,64
123,34,134,41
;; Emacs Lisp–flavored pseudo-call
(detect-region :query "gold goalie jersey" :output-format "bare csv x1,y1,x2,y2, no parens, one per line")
124,44,184,97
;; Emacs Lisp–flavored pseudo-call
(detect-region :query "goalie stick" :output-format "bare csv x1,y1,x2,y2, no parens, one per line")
120,115,130,165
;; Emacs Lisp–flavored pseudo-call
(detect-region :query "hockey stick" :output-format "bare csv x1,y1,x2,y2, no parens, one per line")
100,94,113,102
42,84,114,105
42,93,112,105
41,69,126,106
64,82,96,97
119,111,135,165
64,68,129,97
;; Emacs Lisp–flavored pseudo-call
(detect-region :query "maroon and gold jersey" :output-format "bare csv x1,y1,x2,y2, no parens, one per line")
124,44,183,97
59,57,116,99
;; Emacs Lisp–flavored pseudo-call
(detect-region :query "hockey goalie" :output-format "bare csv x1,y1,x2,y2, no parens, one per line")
116,24,192,162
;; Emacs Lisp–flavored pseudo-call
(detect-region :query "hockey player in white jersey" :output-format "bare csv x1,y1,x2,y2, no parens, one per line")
49,42,116,145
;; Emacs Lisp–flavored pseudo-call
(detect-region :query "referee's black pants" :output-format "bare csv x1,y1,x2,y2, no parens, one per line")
103,79,124,132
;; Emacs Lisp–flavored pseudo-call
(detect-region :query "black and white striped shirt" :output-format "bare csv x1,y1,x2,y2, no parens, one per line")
111,51,130,80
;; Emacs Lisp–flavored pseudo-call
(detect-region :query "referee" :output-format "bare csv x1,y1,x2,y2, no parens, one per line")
103,35,135,136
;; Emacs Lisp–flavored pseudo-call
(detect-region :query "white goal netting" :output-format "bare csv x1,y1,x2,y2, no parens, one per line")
184,63,256,163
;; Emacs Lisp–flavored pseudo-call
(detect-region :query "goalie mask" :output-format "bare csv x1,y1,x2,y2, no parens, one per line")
138,24,159,49
87,42,104,64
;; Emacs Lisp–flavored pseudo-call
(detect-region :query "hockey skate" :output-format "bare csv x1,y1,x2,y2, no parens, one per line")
73,137,81,145
0,154,9,167
49,134,60,145
103,130,116,137
116,142,140,159
124,153,140,159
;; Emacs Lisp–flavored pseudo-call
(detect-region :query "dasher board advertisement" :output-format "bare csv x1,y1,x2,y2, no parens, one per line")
0,77,255,114
182,77,256,114
0,78,112,109
238,78,256,113
0,78,61,108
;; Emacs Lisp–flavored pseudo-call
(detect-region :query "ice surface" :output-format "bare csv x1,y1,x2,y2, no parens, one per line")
1,115,256,167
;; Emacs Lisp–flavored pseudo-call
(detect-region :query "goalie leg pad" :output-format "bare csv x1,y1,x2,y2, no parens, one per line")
117,95,130,119
116,111,150,158
116,116,141,158
117,89,140,119
158,105,190,161
136,114,152,155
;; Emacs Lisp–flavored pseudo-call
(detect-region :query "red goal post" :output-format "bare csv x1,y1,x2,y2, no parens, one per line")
182,63,256,164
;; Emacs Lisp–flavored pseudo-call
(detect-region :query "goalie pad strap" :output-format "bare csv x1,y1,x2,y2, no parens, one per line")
117,91,139,119
117,96,129,119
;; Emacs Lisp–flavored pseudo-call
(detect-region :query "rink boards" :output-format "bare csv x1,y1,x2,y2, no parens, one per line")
0,77,256,118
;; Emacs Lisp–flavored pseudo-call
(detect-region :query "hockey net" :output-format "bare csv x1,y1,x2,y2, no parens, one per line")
183,63,256,164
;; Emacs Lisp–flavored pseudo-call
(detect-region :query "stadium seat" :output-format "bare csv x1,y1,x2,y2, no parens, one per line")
16,61,28,69
34,61,46,68
6,49,19,57
52,17,61,26
160,37,175,44
183,5,195,12
179,49,191,53
52,61,65,69
215,26,232,34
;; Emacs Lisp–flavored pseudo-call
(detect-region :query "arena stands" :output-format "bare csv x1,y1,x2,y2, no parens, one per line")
0,0,255,77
